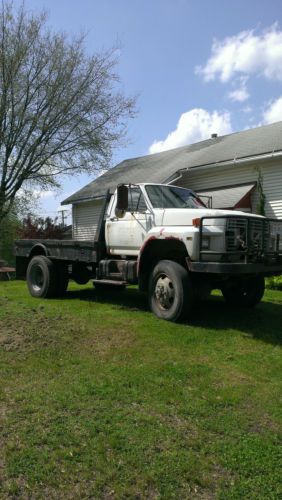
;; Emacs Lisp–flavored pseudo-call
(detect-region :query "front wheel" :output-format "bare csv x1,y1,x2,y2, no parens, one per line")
221,275,265,307
148,260,193,322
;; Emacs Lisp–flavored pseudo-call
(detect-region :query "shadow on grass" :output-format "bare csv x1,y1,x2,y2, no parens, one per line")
190,297,282,346
62,286,282,346
64,286,148,312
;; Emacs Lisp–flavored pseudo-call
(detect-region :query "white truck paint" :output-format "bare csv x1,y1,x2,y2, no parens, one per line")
105,184,265,261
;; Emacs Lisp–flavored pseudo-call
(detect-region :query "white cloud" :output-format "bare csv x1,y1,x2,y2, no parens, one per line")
34,190,55,199
149,108,232,154
263,96,282,124
18,188,54,199
228,86,249,102
197,24,282,82
242,105,252,113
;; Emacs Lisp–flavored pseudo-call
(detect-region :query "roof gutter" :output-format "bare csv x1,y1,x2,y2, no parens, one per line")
164,149,282,184
164,171,183,185
61,193,110,206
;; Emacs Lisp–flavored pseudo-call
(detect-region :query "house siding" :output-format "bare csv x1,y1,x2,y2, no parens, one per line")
176,159,282,218
72,200,103,240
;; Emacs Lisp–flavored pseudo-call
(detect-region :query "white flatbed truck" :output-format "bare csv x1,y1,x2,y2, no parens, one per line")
15,183,282,321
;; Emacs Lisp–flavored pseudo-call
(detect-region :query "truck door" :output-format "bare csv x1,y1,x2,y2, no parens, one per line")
105,186,153,256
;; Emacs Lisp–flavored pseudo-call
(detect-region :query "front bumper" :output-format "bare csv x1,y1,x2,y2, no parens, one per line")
187,258,282,275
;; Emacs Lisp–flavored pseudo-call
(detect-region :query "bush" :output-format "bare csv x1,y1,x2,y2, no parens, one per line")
0,215,20,265
265,275,282,290
19,216,65,239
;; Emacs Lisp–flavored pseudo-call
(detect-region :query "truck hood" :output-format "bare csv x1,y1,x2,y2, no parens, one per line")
161,208,264,226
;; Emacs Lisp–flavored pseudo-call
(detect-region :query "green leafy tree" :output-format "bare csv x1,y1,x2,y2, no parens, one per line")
0,1,136,223
0,212,20,264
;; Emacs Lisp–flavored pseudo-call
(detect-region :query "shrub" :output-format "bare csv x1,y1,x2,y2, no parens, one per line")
265,275,282,290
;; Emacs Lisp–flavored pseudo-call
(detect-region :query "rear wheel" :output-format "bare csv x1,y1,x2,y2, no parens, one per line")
221,275,265,307
27,256,57,298
148,260,193,321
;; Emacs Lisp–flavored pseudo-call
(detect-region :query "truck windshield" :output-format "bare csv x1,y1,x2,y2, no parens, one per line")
145,185,205,209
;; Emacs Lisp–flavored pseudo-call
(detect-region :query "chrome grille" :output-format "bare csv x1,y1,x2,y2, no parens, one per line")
226,218,247,252
249,219,270,252
226,217,270,253
249,219,263,250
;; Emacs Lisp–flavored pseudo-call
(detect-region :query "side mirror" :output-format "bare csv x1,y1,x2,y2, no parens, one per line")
115,184,128,217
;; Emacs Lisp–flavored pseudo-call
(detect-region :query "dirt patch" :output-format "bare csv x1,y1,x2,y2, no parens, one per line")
0,310,69,352
248,414,281,434
75,314,139,359
156,411,199,439
82,327,137,357
0,308,138,357
212,368,253,389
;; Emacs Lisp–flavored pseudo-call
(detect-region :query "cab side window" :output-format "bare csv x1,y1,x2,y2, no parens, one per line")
128,187,147,212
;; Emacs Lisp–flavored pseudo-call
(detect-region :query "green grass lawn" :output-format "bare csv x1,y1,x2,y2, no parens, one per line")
0,281,281,499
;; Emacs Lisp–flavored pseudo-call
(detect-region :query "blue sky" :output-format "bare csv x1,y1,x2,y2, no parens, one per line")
13,0,282,221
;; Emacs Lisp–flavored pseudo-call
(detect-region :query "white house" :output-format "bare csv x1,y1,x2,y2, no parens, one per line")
61,121,282,241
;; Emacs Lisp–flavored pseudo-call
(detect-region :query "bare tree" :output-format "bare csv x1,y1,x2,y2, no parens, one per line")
0,2,136,223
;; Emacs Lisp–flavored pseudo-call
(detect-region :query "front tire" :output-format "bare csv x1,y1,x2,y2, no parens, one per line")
148,260,193,322
221,275,265,307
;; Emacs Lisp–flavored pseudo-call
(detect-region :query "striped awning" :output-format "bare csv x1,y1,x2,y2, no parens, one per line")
197,183,256,209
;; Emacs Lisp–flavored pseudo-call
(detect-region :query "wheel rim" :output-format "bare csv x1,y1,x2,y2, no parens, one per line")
154,274,175,310
30,264,44,292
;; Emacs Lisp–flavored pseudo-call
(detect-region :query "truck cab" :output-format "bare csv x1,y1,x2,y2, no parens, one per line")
106,183,260,261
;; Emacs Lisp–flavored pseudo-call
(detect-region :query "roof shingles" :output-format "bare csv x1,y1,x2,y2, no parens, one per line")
62,121,282,205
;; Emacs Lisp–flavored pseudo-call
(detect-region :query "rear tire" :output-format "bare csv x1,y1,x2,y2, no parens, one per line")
221,275,265,307
27,256,57,298
148,260,193,322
